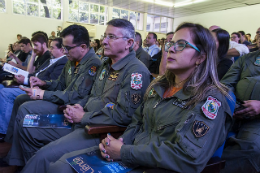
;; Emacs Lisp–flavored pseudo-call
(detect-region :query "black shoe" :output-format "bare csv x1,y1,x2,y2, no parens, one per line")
0,133,5,143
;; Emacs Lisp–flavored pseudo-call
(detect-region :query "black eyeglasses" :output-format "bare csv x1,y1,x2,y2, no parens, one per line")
164,40,200,52
103,34,128,40
61,44,82,52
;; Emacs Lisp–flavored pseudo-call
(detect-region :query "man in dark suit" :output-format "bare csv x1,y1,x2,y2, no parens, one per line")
0,37,67,141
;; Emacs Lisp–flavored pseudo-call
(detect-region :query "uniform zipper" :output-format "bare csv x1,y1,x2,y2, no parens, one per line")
157,121,180,131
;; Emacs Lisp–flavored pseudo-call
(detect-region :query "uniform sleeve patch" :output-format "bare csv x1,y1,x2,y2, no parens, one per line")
105,102,115,109
193,120,210,138
99,69,106,80
89,66,97,76
131,73,142,90
131,93,141,105
201,96,221,120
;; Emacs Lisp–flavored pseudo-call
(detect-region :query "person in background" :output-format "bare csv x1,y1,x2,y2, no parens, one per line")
145,32,160,58
17,34,22,41
238,31,251,46
211,28,233,79
230,32,241,43
155,40,160,48
93,39,101,53
48,31,56,40
133,32,151,68
246,33,252,43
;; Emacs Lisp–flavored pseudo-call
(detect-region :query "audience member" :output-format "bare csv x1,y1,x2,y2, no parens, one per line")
221,33,260,173
93,39,101,53
133,32,151,68
238,31,251,46
17,19,151,173
48,31,56,40
0,38,67,141
230,32,240,43
246,33,252,42
48,22,234,173
145,32,160,58
17,34,22,41
211,28,233,79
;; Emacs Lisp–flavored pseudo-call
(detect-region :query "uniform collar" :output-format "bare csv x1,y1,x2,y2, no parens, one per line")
77,47,96,66
135,47,143,58
108,50,136,71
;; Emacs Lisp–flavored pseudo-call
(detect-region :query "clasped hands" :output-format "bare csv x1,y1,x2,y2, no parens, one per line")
99,133,124,162
63,104,85,123
234,100,260,119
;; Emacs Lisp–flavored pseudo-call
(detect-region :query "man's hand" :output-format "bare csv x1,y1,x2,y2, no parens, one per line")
19,86,45,100
30,76,46,88
99,134,124,161
63,104,85,123
14,75,25,84
8,61,18,67
234,100,260,119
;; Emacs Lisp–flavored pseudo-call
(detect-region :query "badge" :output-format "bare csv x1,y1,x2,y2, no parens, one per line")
68,68,71,75
254,57,260,66
193,120,210,137
108,72,119,81
149,88,156,97
74,67,79,74
105,102,115,109
173,98,187,109
131,73,142,90
131,93,141,105
99,69,106,80
89,66,97,76
201,96,221,119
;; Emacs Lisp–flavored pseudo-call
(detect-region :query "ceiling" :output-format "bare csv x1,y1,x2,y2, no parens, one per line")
83,0,260,18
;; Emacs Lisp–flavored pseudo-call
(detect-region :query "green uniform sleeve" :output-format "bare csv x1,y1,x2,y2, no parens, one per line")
43,63,100,105
80,71,151,127
120,94,233,173
221,55,246,92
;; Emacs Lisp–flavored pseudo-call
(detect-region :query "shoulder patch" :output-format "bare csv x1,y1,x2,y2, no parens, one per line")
201,96,221,119
89,66,97,76
105,102,115,110
131,73,142,90
99,69,106,80
131,93,141,105
68,68,71,75
254,57,260,66
193,120,210,138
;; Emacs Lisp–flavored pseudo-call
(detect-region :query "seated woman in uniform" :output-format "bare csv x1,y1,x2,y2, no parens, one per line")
47,22,234,173
211,28,233,80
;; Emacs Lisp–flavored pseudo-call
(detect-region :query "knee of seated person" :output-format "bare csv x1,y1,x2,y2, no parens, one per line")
48,160,71,173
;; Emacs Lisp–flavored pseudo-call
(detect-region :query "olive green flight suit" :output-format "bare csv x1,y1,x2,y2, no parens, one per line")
47,85,233,173
221,50,260,173
20,50,151,173
4,48,102,166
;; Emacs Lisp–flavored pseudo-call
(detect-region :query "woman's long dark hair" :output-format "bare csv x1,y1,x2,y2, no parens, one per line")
212,28,230,60
94,39,101,52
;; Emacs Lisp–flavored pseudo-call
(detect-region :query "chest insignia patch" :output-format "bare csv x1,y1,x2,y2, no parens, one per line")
201,96,221,119
108,72,119,81
131,93,141,105
89,66,97,76
68,68,71,75
172,98,187,109
254,57,260,66
105,102,115,110
131,73,142,90
193,120,210,137
99,69,106,80
149,88,156,97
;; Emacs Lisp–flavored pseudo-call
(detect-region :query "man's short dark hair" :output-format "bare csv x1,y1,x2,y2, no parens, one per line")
17,34,22,37
135,32,142,48
246,33,251,36
148,32,157,40
18,37,32,46
32,31,48,41
60,24,90,47
166,32,174,36
107,19,135,39
231,32,240,38
52,37,63,49
238,31,246,36
31,33,48,46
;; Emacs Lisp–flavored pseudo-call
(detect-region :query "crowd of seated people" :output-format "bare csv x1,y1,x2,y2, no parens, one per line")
0,18,259,173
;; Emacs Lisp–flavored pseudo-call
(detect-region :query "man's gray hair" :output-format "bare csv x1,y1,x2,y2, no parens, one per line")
107,19,135,51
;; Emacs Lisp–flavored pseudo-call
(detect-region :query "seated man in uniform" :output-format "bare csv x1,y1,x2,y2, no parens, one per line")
9,19,151,173
0,37,67,141
3,24,102,167
221,36,260,173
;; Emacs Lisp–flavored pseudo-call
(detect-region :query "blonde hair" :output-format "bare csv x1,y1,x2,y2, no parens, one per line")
145,22,230,107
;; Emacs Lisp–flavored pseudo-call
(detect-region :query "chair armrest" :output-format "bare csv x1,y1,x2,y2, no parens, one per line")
85,125,126,135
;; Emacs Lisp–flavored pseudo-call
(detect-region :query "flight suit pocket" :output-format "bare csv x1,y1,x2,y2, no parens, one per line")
77,75,92,96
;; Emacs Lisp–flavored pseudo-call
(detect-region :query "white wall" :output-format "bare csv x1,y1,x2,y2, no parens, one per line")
173,4,260,39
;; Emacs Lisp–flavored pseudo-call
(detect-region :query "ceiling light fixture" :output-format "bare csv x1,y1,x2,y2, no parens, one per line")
143,0,174,7
174,0,207,8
